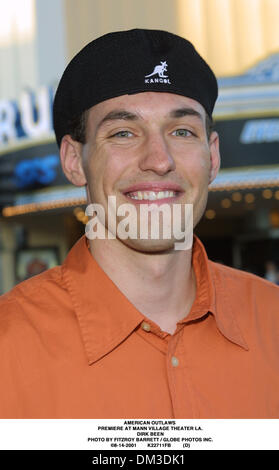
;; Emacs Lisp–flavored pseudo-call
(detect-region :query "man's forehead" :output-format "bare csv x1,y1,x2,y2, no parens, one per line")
88,92,206,122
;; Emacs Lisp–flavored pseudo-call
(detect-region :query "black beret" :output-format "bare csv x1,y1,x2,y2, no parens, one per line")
53,28,218,147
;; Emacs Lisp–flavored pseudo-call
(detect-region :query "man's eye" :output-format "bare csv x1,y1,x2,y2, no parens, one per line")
111,130,133,138
172,129,192,137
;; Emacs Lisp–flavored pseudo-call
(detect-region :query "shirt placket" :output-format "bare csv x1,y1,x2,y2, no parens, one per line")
137,319,195,418
165,325,196,418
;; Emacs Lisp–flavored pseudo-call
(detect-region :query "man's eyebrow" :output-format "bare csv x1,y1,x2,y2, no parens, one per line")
169,107,203,120
96,110,140,131
96,106,203,132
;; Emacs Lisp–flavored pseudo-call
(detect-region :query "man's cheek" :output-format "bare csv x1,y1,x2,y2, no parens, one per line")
189,163,210,184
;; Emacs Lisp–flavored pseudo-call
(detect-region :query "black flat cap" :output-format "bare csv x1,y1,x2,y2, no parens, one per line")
53,28,218,147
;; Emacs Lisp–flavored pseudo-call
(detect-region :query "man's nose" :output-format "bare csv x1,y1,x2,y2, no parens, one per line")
139,133,176,175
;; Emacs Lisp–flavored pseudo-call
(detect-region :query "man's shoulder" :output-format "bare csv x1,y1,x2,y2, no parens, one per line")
0,264,77,393
0,266,65,326
209,260,279,324
210,259,279,293
1,265,63,302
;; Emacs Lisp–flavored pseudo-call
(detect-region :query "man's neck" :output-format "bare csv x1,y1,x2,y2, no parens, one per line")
88,237,196,335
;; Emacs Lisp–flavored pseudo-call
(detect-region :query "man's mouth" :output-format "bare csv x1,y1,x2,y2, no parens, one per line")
122,183,184,204
126,190,179,201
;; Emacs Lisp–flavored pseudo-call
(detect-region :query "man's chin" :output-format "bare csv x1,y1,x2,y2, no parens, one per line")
117,237,177,254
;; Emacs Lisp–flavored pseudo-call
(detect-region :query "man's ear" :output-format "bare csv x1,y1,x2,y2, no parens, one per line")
60,135,87,186
208,131,221,184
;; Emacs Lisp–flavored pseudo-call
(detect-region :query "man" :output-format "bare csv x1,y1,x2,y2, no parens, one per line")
0,29,279,418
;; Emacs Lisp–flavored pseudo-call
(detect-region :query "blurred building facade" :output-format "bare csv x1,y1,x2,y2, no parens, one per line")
0,0,279,293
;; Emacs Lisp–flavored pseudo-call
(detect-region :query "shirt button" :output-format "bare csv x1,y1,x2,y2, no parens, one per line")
141,321,151,332
171,356,179,367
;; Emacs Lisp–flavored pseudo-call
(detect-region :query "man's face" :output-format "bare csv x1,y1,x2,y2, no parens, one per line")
64,92,220,252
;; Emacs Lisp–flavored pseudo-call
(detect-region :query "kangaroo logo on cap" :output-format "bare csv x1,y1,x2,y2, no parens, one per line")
145,61,171,84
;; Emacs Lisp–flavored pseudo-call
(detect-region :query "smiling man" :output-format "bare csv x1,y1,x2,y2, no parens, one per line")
0,29,279,418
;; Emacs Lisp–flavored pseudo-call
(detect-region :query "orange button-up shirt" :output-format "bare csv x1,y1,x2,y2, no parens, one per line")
0,234,279,418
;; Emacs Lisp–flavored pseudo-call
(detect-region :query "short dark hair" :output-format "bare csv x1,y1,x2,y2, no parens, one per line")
67,110,89,144
67,108,214,145
205,113,214,140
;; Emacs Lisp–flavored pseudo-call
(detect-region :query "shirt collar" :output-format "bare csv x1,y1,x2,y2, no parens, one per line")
62,234,248,365
190,236,249,351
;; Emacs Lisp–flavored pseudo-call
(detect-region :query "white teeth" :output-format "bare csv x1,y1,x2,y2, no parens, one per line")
128,190,176,200
148,192,157,201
